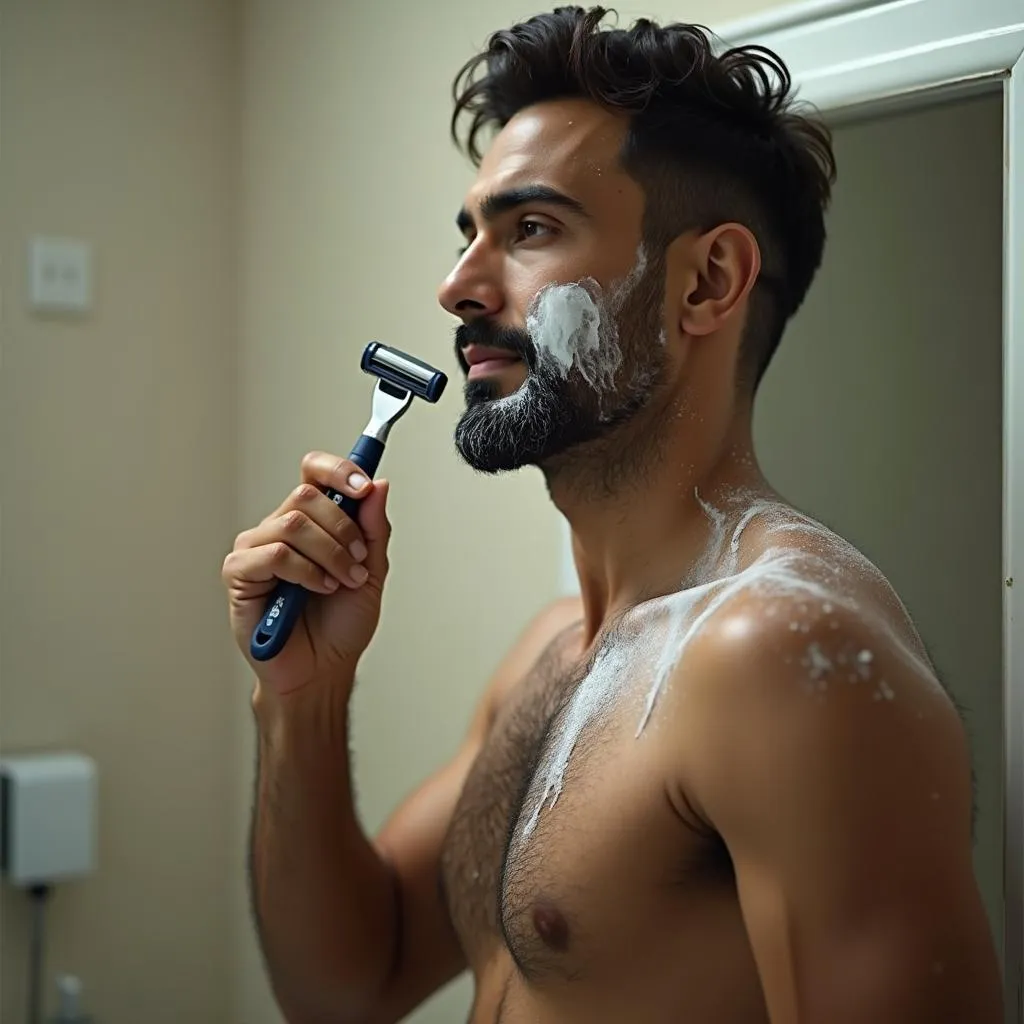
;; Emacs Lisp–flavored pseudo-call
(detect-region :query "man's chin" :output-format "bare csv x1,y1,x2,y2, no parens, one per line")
452,437,537,474
459,458,529,475
453,369,572,472
453,413,538,473
462,375,529,408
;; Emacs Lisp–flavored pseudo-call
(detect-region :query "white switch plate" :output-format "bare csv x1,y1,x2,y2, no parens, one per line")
28,236,92,313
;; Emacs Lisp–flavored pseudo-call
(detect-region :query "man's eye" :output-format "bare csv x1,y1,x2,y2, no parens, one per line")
456,220,553,257
518,219,554,242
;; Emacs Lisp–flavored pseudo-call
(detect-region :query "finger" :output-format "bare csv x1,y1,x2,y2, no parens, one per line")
236,507,369,589
223,543,342,597
275,483,368,558
300,450,374,500
356,479,391,581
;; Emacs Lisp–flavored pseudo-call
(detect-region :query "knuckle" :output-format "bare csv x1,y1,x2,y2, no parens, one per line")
300,450,323,473
293,483,319,504
281,509,306,533
268,541,291,565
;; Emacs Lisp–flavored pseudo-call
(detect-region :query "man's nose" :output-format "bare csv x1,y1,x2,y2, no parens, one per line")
437,249,504,321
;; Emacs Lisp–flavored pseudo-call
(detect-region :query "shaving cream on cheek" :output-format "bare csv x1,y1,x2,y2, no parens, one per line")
523,246,649,395
525,277,621,393
525,282,602,378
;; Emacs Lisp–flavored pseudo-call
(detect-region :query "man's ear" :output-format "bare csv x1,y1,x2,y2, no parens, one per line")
675,223,761,339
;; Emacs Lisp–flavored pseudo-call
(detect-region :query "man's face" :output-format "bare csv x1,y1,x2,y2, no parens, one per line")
439,99,669,474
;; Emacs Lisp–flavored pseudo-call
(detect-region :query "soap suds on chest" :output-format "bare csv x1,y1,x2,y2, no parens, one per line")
515,494,920,846
520,499,831,841
520,640,638,842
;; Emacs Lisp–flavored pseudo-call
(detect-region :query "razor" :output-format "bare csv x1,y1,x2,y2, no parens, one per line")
249,342,448,662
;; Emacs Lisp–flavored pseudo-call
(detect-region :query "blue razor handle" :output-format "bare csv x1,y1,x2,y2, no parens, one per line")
249,434,385,663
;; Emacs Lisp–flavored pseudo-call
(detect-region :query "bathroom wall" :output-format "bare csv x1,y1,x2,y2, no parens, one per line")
1,1,240,1021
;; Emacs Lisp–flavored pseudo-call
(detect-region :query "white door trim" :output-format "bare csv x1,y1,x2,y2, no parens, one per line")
717,0,1023,116
1002,49,1024,1024
556,1,1024,1018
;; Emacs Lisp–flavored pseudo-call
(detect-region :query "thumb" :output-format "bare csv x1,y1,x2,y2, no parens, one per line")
357,478,391,580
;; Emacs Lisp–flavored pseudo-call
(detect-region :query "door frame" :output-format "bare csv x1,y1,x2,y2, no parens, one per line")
555,1,1024,1018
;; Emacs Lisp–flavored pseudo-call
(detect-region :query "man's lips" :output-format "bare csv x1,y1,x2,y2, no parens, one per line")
461,345,524,379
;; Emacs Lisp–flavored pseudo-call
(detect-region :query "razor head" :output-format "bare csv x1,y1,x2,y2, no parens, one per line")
362,342,447,403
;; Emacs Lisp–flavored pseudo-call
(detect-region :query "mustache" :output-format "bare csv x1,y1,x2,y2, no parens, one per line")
454,320,536,374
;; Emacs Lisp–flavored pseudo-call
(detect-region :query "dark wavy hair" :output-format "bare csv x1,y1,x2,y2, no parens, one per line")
450,6,837,391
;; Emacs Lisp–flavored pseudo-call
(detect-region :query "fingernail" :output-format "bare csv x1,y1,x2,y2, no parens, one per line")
349,564,369,585
324,574,340,590
348,472,369,491
348,539,367,562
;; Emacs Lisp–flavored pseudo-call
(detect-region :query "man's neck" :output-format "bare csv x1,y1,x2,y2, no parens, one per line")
545,409,771,646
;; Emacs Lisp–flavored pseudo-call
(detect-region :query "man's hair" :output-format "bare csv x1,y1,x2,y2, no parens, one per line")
450,6,837,391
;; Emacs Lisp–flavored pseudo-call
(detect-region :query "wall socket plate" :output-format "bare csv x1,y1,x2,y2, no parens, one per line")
28,236,92,314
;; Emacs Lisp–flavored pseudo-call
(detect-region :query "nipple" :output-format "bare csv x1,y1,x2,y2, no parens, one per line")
532,903,570,951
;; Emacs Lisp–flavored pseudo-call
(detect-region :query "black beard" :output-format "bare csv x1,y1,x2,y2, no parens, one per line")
452,258,667,477
453,343,664,476
454,359,573,473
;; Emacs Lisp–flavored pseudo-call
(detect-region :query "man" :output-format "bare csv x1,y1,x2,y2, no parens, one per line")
222,7,1004,1023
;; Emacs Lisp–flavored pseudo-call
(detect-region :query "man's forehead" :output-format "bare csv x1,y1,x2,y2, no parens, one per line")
468,99,628,204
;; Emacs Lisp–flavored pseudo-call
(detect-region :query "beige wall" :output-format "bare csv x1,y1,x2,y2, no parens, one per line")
1,1,240,1022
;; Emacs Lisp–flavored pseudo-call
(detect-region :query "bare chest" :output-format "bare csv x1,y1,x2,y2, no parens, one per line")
438,623,732,981
439,633,580,962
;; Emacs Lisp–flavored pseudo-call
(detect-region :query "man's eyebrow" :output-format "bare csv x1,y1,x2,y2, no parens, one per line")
456,185,590,234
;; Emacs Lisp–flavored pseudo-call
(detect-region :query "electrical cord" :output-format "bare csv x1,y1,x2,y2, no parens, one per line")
28,883,51,1024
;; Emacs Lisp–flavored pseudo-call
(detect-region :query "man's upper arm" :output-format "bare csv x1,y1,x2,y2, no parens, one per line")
367,596,582,1023
675,599,1003,1024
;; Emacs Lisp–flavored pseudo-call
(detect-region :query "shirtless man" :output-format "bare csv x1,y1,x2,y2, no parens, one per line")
222,8,1004,1023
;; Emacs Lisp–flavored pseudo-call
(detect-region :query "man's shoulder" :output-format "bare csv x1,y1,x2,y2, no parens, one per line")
658,540,966,791
694,495,927,672
676,535,937,707
683,576,919,697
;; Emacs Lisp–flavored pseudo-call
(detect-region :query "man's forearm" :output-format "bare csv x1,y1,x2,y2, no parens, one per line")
250,686,398,1024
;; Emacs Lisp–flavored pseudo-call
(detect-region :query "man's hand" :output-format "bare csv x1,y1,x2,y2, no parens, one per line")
222,450,392,698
